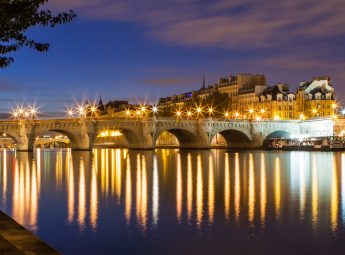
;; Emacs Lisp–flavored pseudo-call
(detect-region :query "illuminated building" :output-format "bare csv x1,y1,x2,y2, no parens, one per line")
295,76,335,118
157,74,336,120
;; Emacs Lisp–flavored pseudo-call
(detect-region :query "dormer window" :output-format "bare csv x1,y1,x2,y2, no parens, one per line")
277,94,283,101
315,92,321,100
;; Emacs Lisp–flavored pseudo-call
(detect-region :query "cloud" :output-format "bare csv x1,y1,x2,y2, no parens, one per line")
49,0,345,49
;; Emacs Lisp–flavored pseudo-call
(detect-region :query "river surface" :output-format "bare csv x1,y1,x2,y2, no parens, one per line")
0,149,345,254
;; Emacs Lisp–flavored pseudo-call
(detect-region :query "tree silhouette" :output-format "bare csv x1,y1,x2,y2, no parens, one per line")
0,0,76,68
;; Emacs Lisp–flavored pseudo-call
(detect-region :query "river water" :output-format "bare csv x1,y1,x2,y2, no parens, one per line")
0,149,345,254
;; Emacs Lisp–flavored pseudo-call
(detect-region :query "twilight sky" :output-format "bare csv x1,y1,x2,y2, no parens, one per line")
1,0,345,116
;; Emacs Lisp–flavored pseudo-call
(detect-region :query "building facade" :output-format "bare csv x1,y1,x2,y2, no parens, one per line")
158,74,336,120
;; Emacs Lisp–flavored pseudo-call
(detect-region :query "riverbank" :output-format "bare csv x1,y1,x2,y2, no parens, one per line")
0,210,59,255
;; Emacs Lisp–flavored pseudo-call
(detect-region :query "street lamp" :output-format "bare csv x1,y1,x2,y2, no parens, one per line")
125,110,131,118
67,109,73,118
152,105,158,116
208,107,214,117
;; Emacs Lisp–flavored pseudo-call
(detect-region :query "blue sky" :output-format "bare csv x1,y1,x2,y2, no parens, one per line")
1,0,345,116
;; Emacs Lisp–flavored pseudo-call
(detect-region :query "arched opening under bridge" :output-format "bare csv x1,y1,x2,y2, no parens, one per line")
34,131,70,149
94,129,129,148
212,129,251,149
0,132,17,150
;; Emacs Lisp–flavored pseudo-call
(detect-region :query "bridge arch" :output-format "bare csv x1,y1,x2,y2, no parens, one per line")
263,130,291,146
0,131,19,149
211,129,252,149
155,128,208,149
33,129,75,149
94,127,142,149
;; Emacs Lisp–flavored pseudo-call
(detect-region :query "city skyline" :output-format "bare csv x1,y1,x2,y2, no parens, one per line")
1,0,345,114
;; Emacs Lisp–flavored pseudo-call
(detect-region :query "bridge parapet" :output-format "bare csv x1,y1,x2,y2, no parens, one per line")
0,117,335,151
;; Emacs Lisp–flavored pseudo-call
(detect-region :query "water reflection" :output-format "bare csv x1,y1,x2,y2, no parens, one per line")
1,149,345,254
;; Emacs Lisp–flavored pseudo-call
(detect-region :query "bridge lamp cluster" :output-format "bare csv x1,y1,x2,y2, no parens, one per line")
124,105,160,118
66,103,98,118
12,105,38,119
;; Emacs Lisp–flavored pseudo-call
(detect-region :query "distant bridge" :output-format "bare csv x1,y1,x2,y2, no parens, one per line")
0,117,335,151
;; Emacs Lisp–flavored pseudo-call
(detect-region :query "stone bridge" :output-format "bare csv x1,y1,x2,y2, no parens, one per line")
0,117,334,151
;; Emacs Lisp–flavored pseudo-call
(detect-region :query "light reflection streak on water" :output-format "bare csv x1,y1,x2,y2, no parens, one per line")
30,158,38,232
78,157,86,231
187,153,193,225
311,155,318,230
234,153,240,224
67,151,74,224
248,153,255,225
12,154,39,233
125,156,132,225
275,157,281,220
224,153,230,222
136,154,141,229
342,153,345,225
299,154,306,221
140,155,148,233
196,154,203,229
260,153,266,227
331,155,338,234
176,153,182,223
208,154,214,225
3,149,345,244
115,149,122,203
56,150,63,189
2,150,7,206
90,158,98,231
152,155,159,227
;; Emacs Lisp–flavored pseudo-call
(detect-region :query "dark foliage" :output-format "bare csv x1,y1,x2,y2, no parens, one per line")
0,0,76,67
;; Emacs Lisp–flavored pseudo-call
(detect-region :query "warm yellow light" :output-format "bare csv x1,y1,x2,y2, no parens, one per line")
340,130,345,137
125,110,130,115
187,111,192,117
299,113,305,120
249,109,254,114
234,112,239,117
13,112,18,118
312,109,317,114
141,106,146,112
334,115,338,119
152,106,158,113
110,130,122,137
18,108,24,114
136,110,141,116
24,111,30,118
208,108,213,113
260,109,265,114
256,116,262,121
68,110,73,116
332,103,337,109
79,107,84,114
91,106,96,113
224,112,229,118
99,129,122,138
274,115,280,120
176,111,181,117
196,107,202,113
